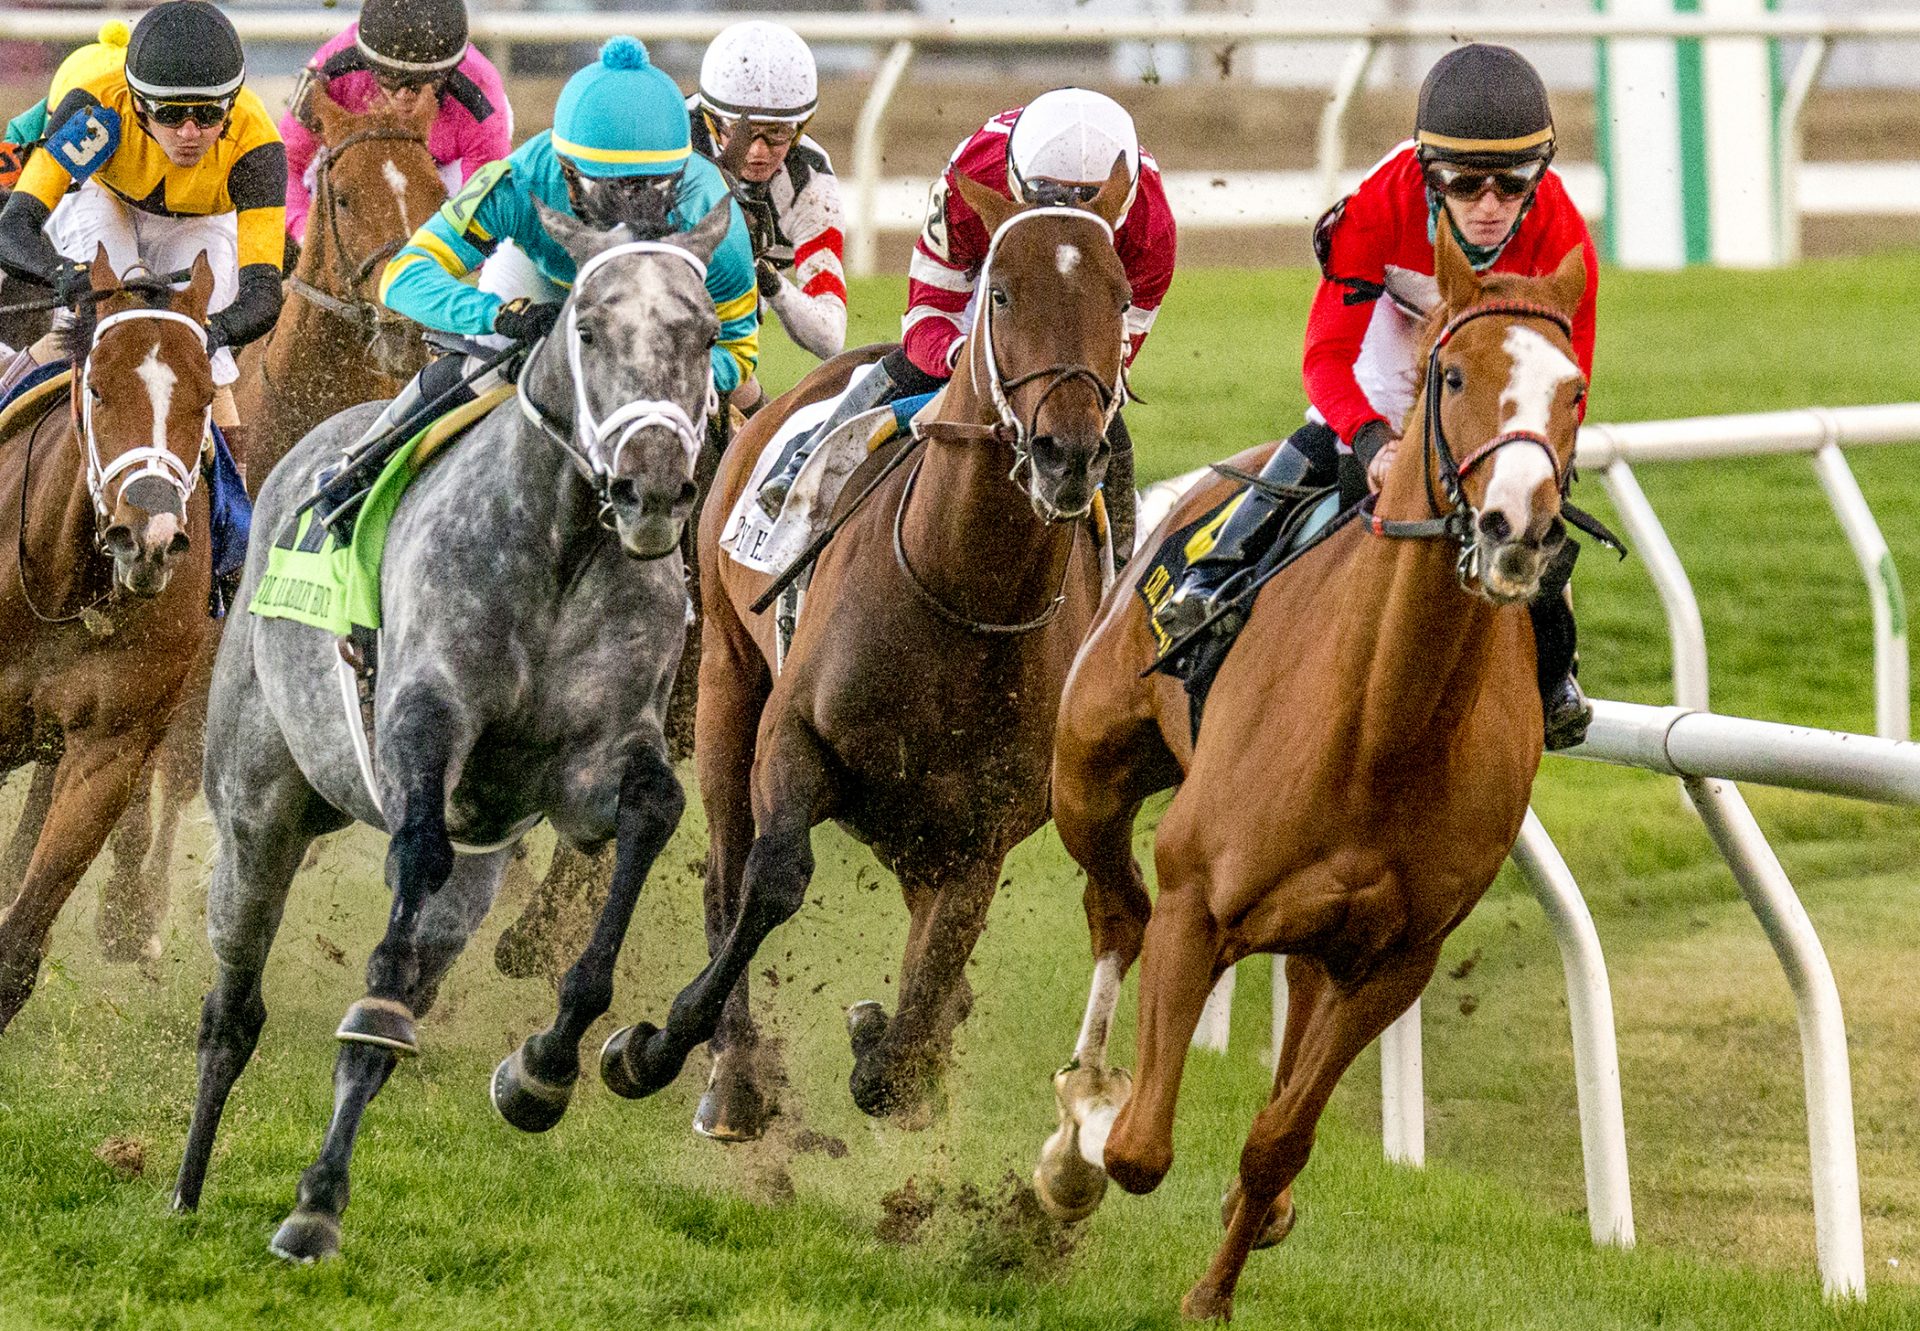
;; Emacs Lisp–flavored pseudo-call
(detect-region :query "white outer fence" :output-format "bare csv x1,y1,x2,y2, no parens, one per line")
5,11,1920,272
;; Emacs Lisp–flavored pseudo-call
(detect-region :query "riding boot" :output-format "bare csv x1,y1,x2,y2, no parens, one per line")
756,348,940,517
1150,436,1326,644
1529,540,1592,750
314,354,474,542
1103,412,1136,570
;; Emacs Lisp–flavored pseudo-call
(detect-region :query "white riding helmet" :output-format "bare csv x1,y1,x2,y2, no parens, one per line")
697,20,818,124
1008,88,1140,205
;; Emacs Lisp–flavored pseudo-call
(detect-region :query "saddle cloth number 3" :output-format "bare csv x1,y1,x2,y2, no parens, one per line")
48,103,121,182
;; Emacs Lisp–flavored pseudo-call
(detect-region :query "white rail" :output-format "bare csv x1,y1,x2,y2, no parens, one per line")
5,11,1918,274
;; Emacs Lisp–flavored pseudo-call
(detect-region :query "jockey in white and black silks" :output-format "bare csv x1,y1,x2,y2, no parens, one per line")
0,3,286,440
690,20,847,415
1155,44,1600,749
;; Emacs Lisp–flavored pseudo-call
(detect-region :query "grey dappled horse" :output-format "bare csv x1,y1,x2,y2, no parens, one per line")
172,201,731,1262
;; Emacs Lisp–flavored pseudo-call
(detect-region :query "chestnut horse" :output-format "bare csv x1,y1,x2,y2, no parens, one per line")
0,252,221,1028
592,165,1133,1138
0,91,448,963
1033,227,1590,1320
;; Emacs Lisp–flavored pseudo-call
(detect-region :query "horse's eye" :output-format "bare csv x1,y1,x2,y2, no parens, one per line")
336,192,352,212
1572,386,1588,409
576,324,595,347
707,333,719,349
1443,365,1465,393
990,286,1010,308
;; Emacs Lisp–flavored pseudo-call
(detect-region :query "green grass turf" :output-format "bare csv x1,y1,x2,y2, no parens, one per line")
3,253,1920,1328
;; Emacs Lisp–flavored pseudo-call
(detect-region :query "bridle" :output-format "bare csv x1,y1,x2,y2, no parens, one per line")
1362,299,1582,588
286,127,431,349
80,307,212,524
518,239,716,527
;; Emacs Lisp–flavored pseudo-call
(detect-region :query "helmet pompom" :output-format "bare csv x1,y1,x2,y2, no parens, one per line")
98,19,131,47
601,36,649,71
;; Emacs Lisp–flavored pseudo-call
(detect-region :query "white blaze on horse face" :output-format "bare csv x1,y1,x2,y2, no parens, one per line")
1483,324,1579,539
1056,243,1081,277
382,158,412,233
134,342,177,455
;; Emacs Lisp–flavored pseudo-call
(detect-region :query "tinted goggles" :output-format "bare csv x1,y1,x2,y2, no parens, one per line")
1021,178,1103,207
712,115,802,148
139,97,232,128
375,69,443,95
1423,159,1545,202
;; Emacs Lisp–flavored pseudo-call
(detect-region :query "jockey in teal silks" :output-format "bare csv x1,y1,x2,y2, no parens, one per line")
312,36,757,539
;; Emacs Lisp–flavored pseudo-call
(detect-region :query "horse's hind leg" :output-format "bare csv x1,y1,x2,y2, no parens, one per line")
0,731,157,1031
493,842,608,982
0,756,59,909
102,687,207,962
1182,944,1441,1322
273,847,507,1262
97,758,158,962
492,746,684,1133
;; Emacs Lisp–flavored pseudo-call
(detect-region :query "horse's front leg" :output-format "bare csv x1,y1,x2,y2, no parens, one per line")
492,744,684,1132
0,729,158,1031
601,717,828,1102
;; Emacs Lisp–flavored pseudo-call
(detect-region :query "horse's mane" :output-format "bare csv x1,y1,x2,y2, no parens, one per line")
60,270,183,366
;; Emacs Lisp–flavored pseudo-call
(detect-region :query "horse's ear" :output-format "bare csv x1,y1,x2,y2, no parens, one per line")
308,81,348,140
1086,153,1131,230
179,251,215,325
534,197,599,265
89,243,116,293
1434,212,1480,312
952,170,1019,238
1542,244,1587,319
673,198,733,267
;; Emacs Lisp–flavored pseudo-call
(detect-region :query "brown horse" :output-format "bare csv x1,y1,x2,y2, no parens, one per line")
1032,226,1589,1320
591,164,1134,1137
0,251,221,1029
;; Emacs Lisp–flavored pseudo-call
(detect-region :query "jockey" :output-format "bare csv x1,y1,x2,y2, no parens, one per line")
691,19,847,413
312,37,756,537
0,1,285,439
756,88,1176,554
279,0,511,245
1153,44,1599,748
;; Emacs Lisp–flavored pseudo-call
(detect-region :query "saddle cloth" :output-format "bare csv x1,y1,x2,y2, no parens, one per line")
719,378,931,576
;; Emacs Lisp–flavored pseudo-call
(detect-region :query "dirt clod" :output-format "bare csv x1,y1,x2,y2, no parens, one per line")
1458,994,1480,1017
94,1136,145,1178
877,1178,935,1245
314,933,347,967
1448,948,1481,981
792,1129,848,1159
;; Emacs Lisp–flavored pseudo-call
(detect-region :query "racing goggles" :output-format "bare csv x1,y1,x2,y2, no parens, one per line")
1019,178,1103,207
711,114,803,148
138,96,232,128
374,68,443,95
1423,158,1546,202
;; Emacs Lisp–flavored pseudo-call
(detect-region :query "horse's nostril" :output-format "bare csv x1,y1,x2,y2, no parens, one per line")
168,531,191,556
105,525,136,557
609,478,638,507
677,481,697,507
1477,510,1512,544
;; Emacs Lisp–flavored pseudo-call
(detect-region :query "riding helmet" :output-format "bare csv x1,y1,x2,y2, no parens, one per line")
1007,88,1139,202
552,37,691,179
124,1,244,102
357,0,470,78
1414,44,1555,168
698,21,818,124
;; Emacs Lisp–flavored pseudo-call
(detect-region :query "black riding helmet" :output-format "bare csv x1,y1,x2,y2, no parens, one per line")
1415,44,1555,171
357,0,470,79
125,1,245,103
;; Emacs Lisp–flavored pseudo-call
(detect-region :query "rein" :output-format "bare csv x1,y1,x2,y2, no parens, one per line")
891,454,1072,636
13,388,110,626
289,127,430,345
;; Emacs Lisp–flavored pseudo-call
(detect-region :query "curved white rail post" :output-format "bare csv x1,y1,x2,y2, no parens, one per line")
1775,36,1832,265
1511,809,1635,1247
1684,777,1867,1302
1314,39,1380,210
1598,455,1711,711
1193,968,1235,1053
1808,432,1909,741
849,40,916,278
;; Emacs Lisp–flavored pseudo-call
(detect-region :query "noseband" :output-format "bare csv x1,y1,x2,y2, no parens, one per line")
287,127,431,347
80,307,211,524
518,239,716,527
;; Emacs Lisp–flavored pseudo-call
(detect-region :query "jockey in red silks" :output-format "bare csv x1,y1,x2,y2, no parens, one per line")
278,0,511,246
755,88,1177,555
1155,44,1600,748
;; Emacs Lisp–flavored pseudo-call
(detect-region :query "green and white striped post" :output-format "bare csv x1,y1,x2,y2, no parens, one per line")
1594,0,1781,268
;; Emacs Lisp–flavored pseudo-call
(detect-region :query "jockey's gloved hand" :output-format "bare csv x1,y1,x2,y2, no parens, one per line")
493,298,563,346
204,315,233,353
756,259,784,300
49,259,92,308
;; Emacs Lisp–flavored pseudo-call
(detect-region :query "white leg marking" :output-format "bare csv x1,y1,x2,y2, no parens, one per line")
1056,242,1081,277
1073,952,1124,1067
382,158,412,235
134,342,176,454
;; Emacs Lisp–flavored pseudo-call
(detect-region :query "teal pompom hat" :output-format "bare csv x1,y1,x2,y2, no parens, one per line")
552,36,692,178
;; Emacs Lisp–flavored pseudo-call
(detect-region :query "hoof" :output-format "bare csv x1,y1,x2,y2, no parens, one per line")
490,1045,576,1133
845,1000,888,1059
693,1062,771,1142
336,998,418,1056
1180,1283,1233,1323
268,1208,341,1263
599,1021,664,1099
1222,1180,1296,1251
1033,1120,1108,1222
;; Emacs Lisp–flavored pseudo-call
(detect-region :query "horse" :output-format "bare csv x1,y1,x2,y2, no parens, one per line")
0,90,446,966
1030,224,1590,1320
0,250,222,1029
578,163,1133,1142
171,200,731,1262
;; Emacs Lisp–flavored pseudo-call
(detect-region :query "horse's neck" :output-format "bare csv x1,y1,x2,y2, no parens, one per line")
21,416,110,611
511,354,605,559
897,372,1074,628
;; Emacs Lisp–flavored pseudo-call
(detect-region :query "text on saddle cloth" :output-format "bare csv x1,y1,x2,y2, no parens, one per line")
720,377,932,576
